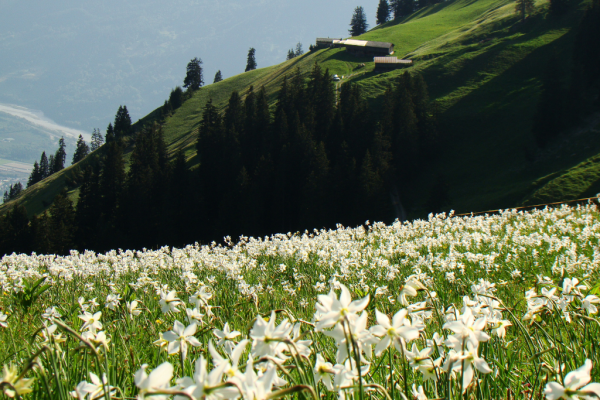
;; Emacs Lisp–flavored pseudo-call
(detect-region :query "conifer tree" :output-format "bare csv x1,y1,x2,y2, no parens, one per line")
169,87,184,110
286,49,296,60
39,151,49,179
515,0,535,22
391,0,414,18
52,137,67,173
30,212,51,255
27,162,41,188
113,106,132,138
213,70,223,83
91,128,104,151
72,134,90,164
349,6,369,36
162,100,172,118
48,155,55,175
99,141,125,227
295,42,304,57
0,205,31,255
3,183,23,203
48,190,75,255
245,48,257,72
255,86,271,156
105,123,115,143
75,166,100,250
183,57,204,91
377,0,391,24
549,0,570,14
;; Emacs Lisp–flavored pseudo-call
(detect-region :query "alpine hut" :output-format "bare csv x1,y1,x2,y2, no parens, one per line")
374,57,413,71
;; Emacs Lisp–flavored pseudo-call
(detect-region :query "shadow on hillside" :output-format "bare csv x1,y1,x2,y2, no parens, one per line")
371,0,460,29
429,26,581,211
321,50,372,64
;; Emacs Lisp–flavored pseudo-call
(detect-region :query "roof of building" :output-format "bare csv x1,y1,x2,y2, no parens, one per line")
316,38,342,43
340,39,393,48
374,57,413,64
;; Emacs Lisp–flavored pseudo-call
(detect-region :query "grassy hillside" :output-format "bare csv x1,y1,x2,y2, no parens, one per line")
3,0,597,218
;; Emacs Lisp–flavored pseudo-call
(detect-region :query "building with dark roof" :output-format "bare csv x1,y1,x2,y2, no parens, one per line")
315,38,343,49
342,39,394,56
314,38,394,56
374,57,413,71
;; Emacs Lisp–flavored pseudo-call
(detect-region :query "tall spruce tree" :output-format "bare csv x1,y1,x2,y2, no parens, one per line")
169,87,184,110
105,123,115,143
75,166,100,250
113,106,132,139
39,151,49,179
349,6,369,36
48,190,76,255
72,134,90,164
377,0,391,24
48,155,55,175
99,141,125,230
295,42,304,57
52,137,67,173
27,162,41,187
183,57,204,91
245,48,257,72
515,0,535,21
213,70,223,83
91,128,104,151
549,0,570,15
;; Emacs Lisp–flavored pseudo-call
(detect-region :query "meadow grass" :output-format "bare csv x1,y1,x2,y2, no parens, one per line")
1,203,599,399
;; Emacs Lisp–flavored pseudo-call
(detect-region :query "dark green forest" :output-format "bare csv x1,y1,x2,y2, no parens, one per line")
0,66,439,255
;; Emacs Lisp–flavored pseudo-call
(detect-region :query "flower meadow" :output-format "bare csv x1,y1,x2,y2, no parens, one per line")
1,204,600,399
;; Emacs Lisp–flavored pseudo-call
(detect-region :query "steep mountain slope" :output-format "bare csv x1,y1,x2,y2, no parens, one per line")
2,0,597,218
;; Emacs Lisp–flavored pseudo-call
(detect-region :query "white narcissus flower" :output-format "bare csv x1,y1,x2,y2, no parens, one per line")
582,295,600,315
186,308,204,325
544,359,600,400
398,276,426,306
249,311,292,359
291,322,313,358
314,354,335,391
69,372,115,400
324,311,377,364
1,363,34,398
314,283,370,331
209,339,248,379
189,286,213,308
135,362,174,400
411,384,428,400
163,321,202,361
490,319,512,339
127,301,142,318
42,306,61,320
443,307,490,350
105,293,121,310
458,343,493,393
404,343,434,370
240,357,278,400
174,356,238,400
214,322,241,354
159,290,182,314
0,312,7,328
79,311,103,333
370,309,420,356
